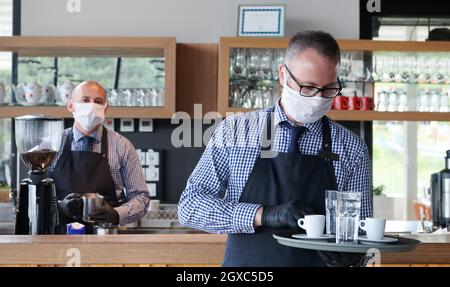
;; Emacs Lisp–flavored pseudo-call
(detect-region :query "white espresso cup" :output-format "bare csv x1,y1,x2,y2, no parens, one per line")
297,215,325,238
359,218,386,240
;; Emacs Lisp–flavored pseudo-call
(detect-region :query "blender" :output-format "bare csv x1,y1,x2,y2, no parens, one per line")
14,115,63,235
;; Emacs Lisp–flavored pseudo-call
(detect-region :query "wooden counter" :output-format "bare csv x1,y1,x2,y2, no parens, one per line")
0,233,449,267
0,234,227,267
380,234,450,267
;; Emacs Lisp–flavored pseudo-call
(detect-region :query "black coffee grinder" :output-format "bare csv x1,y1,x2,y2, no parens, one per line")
430,150,450,228
14,115,63,235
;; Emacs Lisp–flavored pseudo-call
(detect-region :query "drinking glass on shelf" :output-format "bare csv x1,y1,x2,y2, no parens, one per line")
380,56,393,82
272,50,284,81
387,89,398,112
400,56,414,83
262,86,274,108
375,89,387,112
440,89,449,112
231,48,247,79
392,57,403,83
141,89,150,106
241,89,253,109
148,88,158,106
417,89,429,112
135,89,146,107
259,50,273,80
230,79,249,108
109,89,118,106
157,88,165,106
444,58,450,85
436,57,448,85
247,49,261,79
429,90,440,112
252,89,263,109
339,53,352,81
417,56,430,84
397,90,408,112
428,57,439,85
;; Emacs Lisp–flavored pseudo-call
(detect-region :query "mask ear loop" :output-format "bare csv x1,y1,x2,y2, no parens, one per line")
282,66,289,87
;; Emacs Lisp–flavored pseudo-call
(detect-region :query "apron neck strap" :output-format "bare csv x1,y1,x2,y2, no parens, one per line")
321,116,332,152
261,108,275,151
261,109,339,162
100,127,108,156
318,116,340,162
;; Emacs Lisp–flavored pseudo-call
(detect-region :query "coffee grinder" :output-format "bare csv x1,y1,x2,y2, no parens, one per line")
14,115,64,235
430,150,450,228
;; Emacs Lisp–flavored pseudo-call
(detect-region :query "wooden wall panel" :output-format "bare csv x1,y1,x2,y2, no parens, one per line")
176,43,218,118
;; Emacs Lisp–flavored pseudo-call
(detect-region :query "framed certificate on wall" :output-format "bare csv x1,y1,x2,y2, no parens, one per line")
238,5,286,37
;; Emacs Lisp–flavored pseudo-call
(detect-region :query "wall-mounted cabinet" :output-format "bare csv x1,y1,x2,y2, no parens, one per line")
0,36,176,118
218,37,450,121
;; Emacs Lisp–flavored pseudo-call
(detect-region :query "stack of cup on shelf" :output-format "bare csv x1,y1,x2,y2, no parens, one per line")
332,88,375,111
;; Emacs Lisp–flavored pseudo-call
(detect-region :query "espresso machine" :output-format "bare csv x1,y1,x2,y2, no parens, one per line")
14,115,64,235
430,150,450,228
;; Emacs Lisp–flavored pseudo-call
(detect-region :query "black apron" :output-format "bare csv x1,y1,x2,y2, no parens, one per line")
52,127,117,234
223,110,339,267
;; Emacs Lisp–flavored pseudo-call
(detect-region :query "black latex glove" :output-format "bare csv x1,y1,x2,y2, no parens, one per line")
317,251,367,267
58,193,83,220
89,200,119,225
261,200,315,229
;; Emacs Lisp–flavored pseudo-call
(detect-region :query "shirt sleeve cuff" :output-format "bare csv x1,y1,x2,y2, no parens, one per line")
231,202,261,234
114,205,129,226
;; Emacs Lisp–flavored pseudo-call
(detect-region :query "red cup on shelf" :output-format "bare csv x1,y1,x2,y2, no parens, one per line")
332,96,349,110
348,96,361,110
359,97,375,111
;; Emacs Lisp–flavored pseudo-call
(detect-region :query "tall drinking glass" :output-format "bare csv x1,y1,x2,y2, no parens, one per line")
336,191,362,244
325,190,338,235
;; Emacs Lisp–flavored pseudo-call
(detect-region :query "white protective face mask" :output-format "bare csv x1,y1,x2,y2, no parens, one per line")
72,102,106,131
281,70,333,124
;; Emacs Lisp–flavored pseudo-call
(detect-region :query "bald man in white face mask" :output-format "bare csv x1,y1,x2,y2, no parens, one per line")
49,81,150,234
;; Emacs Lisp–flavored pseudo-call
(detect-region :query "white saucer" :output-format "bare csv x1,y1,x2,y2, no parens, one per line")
292,234,335,240
358,236,398,244
55,101,68,106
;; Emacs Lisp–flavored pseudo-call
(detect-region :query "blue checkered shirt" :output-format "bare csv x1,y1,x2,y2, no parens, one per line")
179,100,372,234
50,125,150,225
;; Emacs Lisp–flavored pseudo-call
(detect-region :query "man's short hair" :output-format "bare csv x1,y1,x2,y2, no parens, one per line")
284,31,341,64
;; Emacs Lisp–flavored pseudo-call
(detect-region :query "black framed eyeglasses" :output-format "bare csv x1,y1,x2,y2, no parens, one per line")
284,64,342,98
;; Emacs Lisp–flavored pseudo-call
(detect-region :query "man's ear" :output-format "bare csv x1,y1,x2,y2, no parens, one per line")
278,64,285,87
104,103,108,114
67,99,74,113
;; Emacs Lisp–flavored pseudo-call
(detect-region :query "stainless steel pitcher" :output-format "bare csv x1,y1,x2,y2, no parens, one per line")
82,193,104,223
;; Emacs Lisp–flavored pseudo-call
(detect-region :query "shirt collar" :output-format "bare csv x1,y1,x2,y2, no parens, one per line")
273,97,322,136
72,124,103,144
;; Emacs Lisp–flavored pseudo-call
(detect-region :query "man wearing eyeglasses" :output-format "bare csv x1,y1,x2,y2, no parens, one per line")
179,31,372,267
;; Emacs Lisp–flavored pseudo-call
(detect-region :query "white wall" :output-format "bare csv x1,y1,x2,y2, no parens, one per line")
21,0,359,42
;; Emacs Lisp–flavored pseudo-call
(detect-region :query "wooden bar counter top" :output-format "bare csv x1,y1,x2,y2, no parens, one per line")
0,232,449,267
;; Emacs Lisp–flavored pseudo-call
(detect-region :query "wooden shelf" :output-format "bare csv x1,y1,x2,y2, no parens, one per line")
0,36,175,57
219,37,450,52
0,106,173,119
0,36,177,118
328,110,450,122
218,37,450,120
219,108,450,122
